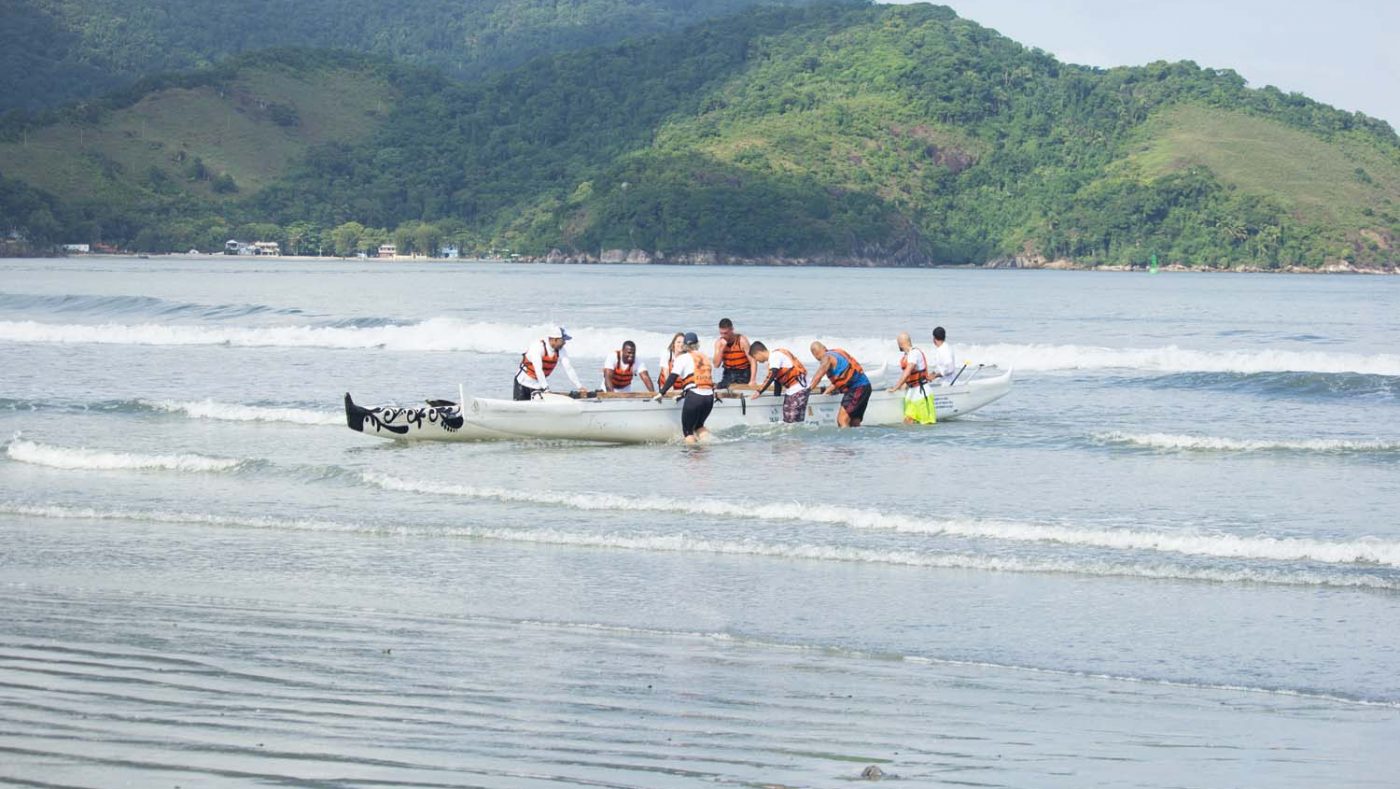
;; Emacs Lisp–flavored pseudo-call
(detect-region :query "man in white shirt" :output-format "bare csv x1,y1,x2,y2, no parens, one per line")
601,340,655,393
930,326,959,382
514,327,586,400
747,341,809,423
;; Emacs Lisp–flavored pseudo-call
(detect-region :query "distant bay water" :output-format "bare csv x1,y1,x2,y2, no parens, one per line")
2,256,1398,786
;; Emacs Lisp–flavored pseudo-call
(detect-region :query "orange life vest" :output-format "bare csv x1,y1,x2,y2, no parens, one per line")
607,350,636,389
899,349,930,386
771,348,808,389
825,348,865,391
519,340,559,382
674,351,714,391
721,336,751,371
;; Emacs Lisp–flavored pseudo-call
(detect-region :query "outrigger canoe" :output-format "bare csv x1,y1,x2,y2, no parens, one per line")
345,365,1012,444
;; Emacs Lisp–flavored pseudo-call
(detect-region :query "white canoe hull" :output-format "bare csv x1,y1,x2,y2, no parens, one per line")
346,368,1012,444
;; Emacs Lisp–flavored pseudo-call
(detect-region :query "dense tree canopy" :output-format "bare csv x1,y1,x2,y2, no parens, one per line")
2,2,1396,267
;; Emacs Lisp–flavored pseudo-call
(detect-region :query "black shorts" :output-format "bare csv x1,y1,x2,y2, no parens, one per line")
680,390,714,437
841,384,872,421
718,367,751,388
513,381,538,401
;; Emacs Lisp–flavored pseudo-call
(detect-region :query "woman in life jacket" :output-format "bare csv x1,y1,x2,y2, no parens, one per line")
658,332,685,387
654,331,716,444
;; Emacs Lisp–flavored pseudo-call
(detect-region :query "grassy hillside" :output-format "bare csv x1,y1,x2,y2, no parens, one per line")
1125,103,1400,229
3,2,1397,267
0,52,402,249
0,0,822,113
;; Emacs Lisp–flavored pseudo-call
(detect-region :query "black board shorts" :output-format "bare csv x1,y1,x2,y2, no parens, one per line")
681,390,715,437
718,367,751,389
513,381,538,401
841,384,872,421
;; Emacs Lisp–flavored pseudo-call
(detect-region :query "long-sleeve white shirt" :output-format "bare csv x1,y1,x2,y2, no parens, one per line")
515,339,582,391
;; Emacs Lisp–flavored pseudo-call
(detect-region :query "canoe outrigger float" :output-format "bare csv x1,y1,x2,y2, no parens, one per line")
345,365,1012,444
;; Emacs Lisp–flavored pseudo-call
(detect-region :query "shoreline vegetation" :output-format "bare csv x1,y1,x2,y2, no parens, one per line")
2,3,1396,272
28,250,1397,274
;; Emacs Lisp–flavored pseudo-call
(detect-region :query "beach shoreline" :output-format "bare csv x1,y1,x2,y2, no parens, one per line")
27,251,1398,275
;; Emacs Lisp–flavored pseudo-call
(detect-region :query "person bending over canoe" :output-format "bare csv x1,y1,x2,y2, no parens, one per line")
748,341,809,423
712,317,756,390
807,342,871,428
930,326,959,382
889,331,936,425
602,340,655,393
514,327,586,401
654,331,716,444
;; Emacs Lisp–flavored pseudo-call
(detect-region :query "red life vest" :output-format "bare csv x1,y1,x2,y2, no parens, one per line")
721,336,751,371
607,350,636,389
825,348,865,391
519,340,559,382
674,351,714,391
771,348,808,389
899,349,930,386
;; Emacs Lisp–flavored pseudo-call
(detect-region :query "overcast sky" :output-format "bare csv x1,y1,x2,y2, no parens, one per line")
881,0,1399,129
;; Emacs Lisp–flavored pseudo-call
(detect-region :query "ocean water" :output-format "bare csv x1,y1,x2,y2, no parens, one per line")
2,256,1398,786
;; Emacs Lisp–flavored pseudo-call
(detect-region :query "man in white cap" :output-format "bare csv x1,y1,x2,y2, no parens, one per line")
515,327,586,400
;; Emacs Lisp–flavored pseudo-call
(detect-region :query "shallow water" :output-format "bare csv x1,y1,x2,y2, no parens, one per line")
2,257,1399,786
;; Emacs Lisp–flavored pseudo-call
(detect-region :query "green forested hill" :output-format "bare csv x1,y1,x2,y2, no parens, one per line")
3,1,1397,267
0,0,820,112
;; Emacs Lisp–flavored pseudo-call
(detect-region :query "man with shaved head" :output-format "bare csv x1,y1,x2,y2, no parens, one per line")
889,331,936,424
807,341,871,428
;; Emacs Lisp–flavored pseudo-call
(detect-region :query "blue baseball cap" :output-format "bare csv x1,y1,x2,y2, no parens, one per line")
683,331,699,345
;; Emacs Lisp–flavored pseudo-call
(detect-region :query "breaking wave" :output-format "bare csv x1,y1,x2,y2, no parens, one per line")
1,316,1396,376
361,473,1400,567
2,501,1395,590
1095,431,1400,455
0,292,303,320
0,396,340,426
4,440,244,473
142,399,342,426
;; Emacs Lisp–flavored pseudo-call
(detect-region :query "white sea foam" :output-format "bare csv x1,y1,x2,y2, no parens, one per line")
1095,431,1400,454
143,399,342,426
361,473,1400,567
3,317,1397,376
4,440,243,473
3,501,1394,590
966,342,1400,376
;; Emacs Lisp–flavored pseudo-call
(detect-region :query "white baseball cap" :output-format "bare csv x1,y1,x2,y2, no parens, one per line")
549,326,572,341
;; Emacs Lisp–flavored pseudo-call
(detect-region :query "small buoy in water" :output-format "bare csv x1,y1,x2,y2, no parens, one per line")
860,765,884,780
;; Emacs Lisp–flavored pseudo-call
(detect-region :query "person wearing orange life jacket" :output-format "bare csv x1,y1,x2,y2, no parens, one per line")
889,331,936,425
748,341,809,423
654,331,715,444
711,317,756,390
601,340,655,393
807,341,872,428
658,331,685,386
514,327,586,401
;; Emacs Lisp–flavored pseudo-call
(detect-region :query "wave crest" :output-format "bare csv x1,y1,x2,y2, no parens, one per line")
361,473,1400,567
2,317,1397,377
5,440,243,473
3,501,1395,590
1095,431,1400,454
